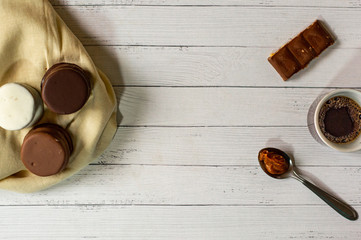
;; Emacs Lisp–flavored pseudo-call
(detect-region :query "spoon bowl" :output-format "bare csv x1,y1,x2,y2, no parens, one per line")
258,147,358,221
258,147,292,179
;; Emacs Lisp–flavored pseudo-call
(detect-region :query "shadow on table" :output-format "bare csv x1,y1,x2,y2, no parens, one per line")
303,47,361,207
53,4,131,121
49,5,146,190
307,47,361,156
266,138,295,156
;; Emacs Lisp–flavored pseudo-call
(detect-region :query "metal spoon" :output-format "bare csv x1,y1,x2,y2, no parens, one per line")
258,147,358,221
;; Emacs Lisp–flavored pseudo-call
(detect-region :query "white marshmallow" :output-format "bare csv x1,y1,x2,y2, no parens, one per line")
0,83,43,131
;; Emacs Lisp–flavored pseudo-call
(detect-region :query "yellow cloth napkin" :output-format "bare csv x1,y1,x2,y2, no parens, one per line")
0,0,117,192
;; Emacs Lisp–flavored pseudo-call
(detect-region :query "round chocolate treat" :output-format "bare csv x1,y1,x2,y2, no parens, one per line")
21,123,73,177
41,63,91,114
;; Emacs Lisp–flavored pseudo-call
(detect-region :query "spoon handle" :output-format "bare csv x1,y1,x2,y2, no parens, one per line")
296,175,358,221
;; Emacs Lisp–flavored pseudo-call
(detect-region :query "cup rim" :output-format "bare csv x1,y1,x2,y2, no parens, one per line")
314,89,361,152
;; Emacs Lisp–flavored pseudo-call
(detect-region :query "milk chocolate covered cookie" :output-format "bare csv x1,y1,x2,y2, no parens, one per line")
41,63,91,114
21,123,73,177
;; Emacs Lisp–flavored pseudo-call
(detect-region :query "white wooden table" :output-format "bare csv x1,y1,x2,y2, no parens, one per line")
1,0,361,239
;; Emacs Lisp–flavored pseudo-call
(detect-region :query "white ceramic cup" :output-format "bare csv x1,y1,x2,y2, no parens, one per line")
314,89,361,152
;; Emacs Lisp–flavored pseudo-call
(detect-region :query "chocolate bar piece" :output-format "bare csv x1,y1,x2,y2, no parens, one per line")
268,20,335,81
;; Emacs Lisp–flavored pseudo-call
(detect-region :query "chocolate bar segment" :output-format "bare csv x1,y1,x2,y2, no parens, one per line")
268,20,335,81
287,35,316,66
303,21,334,55
268,47,300,81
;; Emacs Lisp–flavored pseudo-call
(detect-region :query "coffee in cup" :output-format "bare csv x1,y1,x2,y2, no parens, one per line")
318,96,361,144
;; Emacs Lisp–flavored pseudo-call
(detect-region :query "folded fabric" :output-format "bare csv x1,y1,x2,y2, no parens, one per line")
0,0,117,193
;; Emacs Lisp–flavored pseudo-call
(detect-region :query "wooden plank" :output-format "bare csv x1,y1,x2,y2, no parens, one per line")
0,165,360,205
54,6,361,47
0,205,360,239
100,126,361,166
115,87,322,126
49,0,361,8
87,46,361,87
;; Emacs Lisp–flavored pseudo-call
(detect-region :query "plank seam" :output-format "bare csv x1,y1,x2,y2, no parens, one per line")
113,86,361,89
52,4,361,9
117,125,306,128
117,125,308,128
83,44,361,49
90,163,361,168
0,203,359,207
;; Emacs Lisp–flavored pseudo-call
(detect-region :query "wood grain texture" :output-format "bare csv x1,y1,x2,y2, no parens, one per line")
99,126,361,166
49,0,361,8
87,46,361,87
0,165,360,205
54,6,361,47
2,2,358,239
116,87,323,126
0,205,360,240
